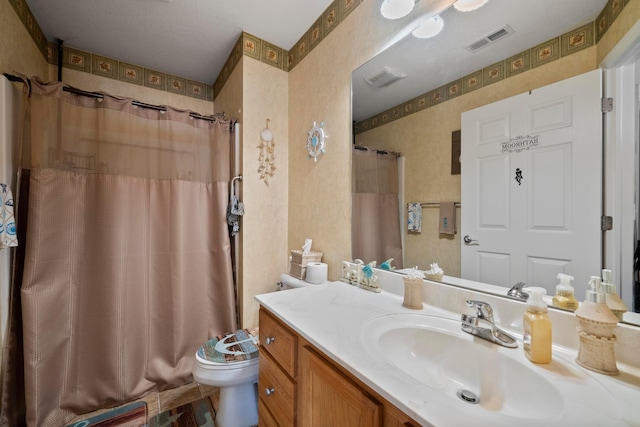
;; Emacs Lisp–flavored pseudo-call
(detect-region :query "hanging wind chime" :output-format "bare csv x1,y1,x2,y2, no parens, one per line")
258,119,276,185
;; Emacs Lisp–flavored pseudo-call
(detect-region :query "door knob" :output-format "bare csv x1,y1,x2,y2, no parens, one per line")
265,387,275,396
266,336,275,345
463,235,478,244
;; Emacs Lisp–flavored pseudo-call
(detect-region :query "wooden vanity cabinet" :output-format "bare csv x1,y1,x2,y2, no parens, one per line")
259,309,297,426
258,307,421,427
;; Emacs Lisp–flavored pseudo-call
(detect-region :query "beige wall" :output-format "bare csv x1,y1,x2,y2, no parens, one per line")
240,57,289,328
287,2,403,280
214,55,245,327
214,59,243,120
0,1,48,78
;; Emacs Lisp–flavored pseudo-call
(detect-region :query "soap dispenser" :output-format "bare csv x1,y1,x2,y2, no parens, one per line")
601,269,628,321
523,287,552,364
551,273,579,311
574,276,619,375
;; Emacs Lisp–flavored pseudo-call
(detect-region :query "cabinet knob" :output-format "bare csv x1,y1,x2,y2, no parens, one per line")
266,336,276,345
265,387,275,396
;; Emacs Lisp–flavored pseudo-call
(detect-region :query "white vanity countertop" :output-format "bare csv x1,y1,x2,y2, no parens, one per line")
255,279,640,427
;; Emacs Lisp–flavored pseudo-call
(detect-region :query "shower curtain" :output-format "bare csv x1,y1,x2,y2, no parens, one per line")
352,147,403,266
18,78,237,426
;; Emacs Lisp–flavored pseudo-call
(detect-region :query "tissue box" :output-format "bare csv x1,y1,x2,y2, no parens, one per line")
289,262,306,280
290,250,322,267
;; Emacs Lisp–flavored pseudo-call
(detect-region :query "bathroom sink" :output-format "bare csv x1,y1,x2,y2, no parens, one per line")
361,313,564,420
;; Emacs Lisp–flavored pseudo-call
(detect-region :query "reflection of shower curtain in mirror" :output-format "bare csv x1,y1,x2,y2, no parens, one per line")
352,147,403,266
18,79,237,426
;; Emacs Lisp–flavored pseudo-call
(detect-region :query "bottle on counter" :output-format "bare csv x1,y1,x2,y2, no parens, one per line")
600,269,628,321
574,276,620,375
523,287,552,364
551,273,579,311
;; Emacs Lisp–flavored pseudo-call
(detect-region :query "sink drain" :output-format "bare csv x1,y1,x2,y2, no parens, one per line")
456,389,480,404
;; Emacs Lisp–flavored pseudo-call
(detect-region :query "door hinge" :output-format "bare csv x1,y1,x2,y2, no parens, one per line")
601,97,613,113
601,215,613,231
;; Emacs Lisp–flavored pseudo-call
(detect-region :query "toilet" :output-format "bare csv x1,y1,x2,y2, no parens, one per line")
192,328,260,427
192,274,323,427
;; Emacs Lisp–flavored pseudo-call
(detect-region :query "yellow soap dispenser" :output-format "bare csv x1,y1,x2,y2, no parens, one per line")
523,287,552,364
552,273,579,311
601,269,628,321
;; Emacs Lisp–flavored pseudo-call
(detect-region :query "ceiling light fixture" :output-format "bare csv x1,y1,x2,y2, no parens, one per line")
453,0,490,12
412,15,444,38
380,0,415,20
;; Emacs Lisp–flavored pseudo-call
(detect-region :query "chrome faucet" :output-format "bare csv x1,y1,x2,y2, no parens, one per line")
461,300,518,348
507,281,529,301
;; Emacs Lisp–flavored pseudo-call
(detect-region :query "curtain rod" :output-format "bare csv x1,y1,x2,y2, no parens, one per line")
353,144,401,157
3,73,26,84
3,73,226,123
413,202,461,208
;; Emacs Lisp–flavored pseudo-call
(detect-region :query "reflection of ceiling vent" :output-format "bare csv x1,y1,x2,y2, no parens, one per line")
465,25,514,52
364,66,407,88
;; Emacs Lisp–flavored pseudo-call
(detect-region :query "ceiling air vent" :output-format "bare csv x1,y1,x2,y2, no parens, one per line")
364,66,407,89
465,25,514,53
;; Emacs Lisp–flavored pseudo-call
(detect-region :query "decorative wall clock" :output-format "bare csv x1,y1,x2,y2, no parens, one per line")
306,121,326,162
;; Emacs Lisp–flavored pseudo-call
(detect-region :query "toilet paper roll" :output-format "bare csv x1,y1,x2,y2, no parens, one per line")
305,262,328,284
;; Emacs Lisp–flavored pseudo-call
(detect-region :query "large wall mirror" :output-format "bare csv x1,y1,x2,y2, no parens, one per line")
351,0,640,327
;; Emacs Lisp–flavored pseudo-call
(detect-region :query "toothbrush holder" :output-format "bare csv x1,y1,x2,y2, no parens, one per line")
402,277,424,310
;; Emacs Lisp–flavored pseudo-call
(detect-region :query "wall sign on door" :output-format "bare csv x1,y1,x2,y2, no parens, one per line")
501,134,540,153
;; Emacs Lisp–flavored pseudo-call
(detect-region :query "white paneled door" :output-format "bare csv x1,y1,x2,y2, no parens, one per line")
461,70,602,297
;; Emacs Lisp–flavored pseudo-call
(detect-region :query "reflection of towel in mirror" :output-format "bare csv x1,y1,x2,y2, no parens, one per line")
439,201,456,235
0,183,18,249
408,202,422,233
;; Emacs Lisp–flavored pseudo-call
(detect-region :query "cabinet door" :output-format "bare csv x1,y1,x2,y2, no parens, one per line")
258,398,280,427
299,346,382,427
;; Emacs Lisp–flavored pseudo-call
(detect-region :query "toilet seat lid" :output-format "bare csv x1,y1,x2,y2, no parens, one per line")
197,328,260,364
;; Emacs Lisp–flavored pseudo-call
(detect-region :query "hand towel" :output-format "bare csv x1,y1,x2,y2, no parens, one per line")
439,201,456,235
0,183,18,249
226,177,245,237
226,194,244,236
408,202,422,233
